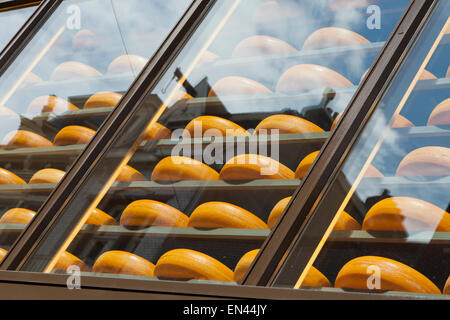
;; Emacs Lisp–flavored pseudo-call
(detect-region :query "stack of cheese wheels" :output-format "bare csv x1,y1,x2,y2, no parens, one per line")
428,98,450,126
183,116,249,138
267,196,360,230
151,156,219,182
362,197,450,232
444,276,450,295
54,126,96,146
302,27,370,50
107,54,148,74
232,35,297,58
396,146,450,177
0,168,26,185
29,168,65,184
154,248,234,282
220,154,295,180
276,64,353,93
252,1,303,23
116,165,147,182
0,248,7,262
27,95,79,114
2,130,53,148
92,250,155,277
0,208,36,224
83,92,123,109
120,199,189,228
254,114,324,135
144,123,172,141
335,256,441,294
72,29,100,49
53,251,90,273
50,61,102,81
188,202,268,229
209,76,272,97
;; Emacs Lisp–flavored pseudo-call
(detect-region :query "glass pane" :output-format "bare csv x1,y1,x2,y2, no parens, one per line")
0,4,36,49
273,1,450,297
19,0,409,287
0,0,190,262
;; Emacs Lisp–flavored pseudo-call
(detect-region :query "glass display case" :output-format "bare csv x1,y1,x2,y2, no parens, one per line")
9,0,414,289
0,2,37,50
272,0,450,298
0,0,191,258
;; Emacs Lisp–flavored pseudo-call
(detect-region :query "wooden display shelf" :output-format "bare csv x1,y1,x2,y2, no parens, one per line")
308,287,446,299
329,230,450,245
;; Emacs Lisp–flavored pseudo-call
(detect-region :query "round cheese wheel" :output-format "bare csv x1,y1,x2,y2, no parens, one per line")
72,29,100,49
252,1,303,23
276,64,353,93
154,248,234,281
232,35,297,59
362,197,450,232
0,168,26,185
120,199,189,228
254,114,324,135
396,146,450,177
444,276,450,295
301,266,332,288
428,98,450,126
116,165,147,182
86,208,117,226
29,168,65,184
27,95,78,114
0,208,36,224
392,114,414,128
53,251,90,273
267,197,291,229
107,54,148,74
295,151,320,179
334,211,361,231
209,76,272,97
0,248,7,261
54,126,96,146
302,27,370,51
188,201,268,229
220,154,295,180
144,123,172,141
50,61,102,81
234,249,259,282
83,92,123,109
92,250,154,276
335,256,441,294
2,130,53,148
364,165,384,178
151,156,219,182
183,116,249,138
23,72,43,84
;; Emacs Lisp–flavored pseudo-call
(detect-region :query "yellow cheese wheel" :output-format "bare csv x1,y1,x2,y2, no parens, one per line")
50,61,102,81
301,266,332,288
72,29,100,49
27,95,79,114
302,27,370,50
120,199,189,227
209,76,272,97
188,201,268,229
151,156,219,182
295,151,320,179
232,35,297,58
254,114,324,135
276,64,353,93
2,130,53,148
362,197,450,232
334,211,361,231
183,116,249,138
83,92,123,109
267,197,291,229
144,123,172,141
396,146,450,177
0,168,26,185
107,54,148,74
0,208,36,224
0,248,7,262
154,248,234,281
29,168,65,184
53,251,90,273
335,256,441,294
220,154,295,181
54,126,96,146
92,250,154,277
116,165,147,182
444,276,450,295
86,208,117,226
392,114,414,128
234,249,259,282
428,98,450,126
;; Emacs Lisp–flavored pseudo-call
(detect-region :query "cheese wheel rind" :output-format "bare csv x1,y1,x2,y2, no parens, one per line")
333,211,361,231
83,92,123,109
0,208,36,224
254,115,324,135
152,156,219,182
27,95,78,114
116,165,147,182
29,168,65,184
53,251,90,273
295,151,320,179
54,126,96,146
396,146,450,177
0,168,26,185
335,256,441,294
145,123,172,141
92,250,154,276
120,200,189,227
86,208,117,226
301,266,332,288
267,197,291,229
234,249,259,282
444,276,450,295
154,249,234,281
188,202,268,229
184,116,250,138
2,130,53,148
